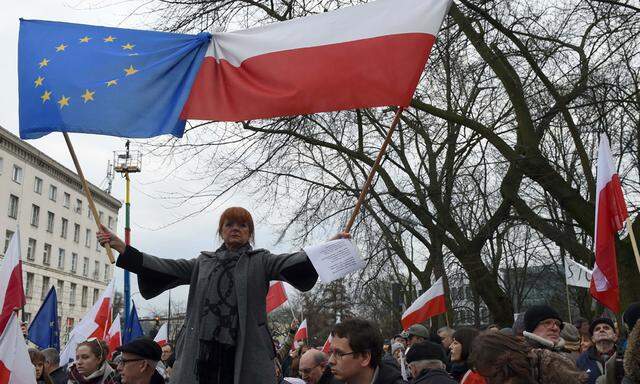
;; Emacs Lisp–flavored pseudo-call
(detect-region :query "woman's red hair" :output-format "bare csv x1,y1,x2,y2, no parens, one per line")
218,207,255,244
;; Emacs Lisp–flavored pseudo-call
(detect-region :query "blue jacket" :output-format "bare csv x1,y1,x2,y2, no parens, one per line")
576,346,614,384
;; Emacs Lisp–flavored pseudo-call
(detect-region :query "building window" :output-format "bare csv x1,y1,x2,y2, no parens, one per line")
75,199,82,215
30,204,40,227
41,276,50,299
60,218,68,238
0,157,3,174
93,261,100,279
56,280,64,304
85,229,91,248
63,192,70,208
98,211,104,224
82,257,89,277
73,224,80,243
34,177,43,194
11,165,23,184
92,288,99,305
87,209,92,220
69,283,76,306
48,185,57,201
71,253,78,274
43,243,52,265
108,216,114,230
25,273,34,298
95,237,101,252
57,248,65,270
46,211,55,233
104,264,110,282
4,230,14,254
81,286,88,307
27,238,37,261
7,195,19,219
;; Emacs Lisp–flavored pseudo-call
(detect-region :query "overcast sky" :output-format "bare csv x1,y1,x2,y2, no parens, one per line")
1,1,304,317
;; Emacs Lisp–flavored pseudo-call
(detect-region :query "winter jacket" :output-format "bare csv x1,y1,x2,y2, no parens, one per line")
528,348,587,384
411,368,456,384
577,346,614,384
523,331,567,352
318,366,343,384
623,320,640,383
50,366,69,384
374,361,407,384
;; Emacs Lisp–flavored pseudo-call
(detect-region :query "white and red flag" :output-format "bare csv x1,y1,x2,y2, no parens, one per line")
321,333,333,354
105,314,122,360
154,323,168,347
266,281,288,313
181,0,452,122
401,277,446,330
590,134,628,313
0,314,36,384
0,229,26,335
291,319,308,351
60,279,115,364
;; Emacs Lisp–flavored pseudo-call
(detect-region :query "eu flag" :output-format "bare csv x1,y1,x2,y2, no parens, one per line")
18,19,210,139
123,301,144,343
27,286,59,350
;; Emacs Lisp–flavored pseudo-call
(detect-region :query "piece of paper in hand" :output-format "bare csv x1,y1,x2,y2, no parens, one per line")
304,239,364,283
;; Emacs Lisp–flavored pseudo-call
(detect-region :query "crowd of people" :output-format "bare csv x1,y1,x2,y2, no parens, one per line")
274,302,640,384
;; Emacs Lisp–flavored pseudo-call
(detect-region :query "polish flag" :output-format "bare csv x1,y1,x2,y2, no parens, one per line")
181,0,452,122
291,319,308,351
321,334,332,354
266,281,288,313
0,314,36,384
401,277,446,329
105,314,122,360
154,323,168,347
590,134,628,312
0,229,26,335
60,279,115,364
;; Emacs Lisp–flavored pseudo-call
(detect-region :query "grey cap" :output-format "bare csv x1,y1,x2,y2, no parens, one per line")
407,324,429,338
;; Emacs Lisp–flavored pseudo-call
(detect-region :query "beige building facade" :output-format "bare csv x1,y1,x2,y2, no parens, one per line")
0,126,121,341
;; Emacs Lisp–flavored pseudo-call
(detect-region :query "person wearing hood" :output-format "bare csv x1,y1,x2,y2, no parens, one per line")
522,305,567,353
405,341,456,384
328,318,405,384
576,318,617,384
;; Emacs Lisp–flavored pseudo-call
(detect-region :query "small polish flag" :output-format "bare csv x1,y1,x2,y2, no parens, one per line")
401,277,446,330
105,314,122,359
60,279,115,364
590,134,628,312
0,229,26,334
154,323,168,347
322,334,333,354
291,319,308,351
0,313,37,384
266,281,288,313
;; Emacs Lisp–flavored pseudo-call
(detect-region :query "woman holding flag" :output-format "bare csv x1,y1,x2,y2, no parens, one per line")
97,207,348,384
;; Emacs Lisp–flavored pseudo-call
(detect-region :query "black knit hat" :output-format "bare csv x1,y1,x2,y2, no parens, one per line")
405,341,446,364
524,305,563,333
623,302,640,330
589,318,615,336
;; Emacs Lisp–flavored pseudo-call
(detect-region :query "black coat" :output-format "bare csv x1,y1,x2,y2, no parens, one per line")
374,361,407,384
411,368,456,384
318,366,344,384
49,365,68,384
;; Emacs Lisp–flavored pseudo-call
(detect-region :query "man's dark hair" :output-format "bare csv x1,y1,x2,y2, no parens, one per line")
332,318,382,369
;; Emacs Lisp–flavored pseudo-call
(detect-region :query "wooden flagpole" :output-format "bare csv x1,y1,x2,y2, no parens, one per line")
344,107,404,233
62,133,115,263
626,217,640,275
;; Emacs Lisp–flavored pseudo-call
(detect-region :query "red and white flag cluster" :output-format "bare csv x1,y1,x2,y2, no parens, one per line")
266,281,288,313
401,277,446,329
291,319,308,351
182,0,452,122
590,134,628,312
105,314,122,360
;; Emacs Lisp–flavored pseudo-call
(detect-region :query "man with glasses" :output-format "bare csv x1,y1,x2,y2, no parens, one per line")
522,304,567,352
328,318,405,384
299,349,342,384
117,338,165,384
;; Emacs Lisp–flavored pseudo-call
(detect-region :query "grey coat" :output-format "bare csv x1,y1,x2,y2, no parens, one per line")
116,245,318,384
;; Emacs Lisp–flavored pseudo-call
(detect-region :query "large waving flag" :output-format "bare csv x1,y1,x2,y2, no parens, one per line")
19,0,451,140
18,19,210,139
0,229,25,335
401,277,446,329
60,279,115,364
266,281,288,313
590,134,628,312
123,302,144,344
0,314,37,384
27,286,59,350
182,0,452,121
